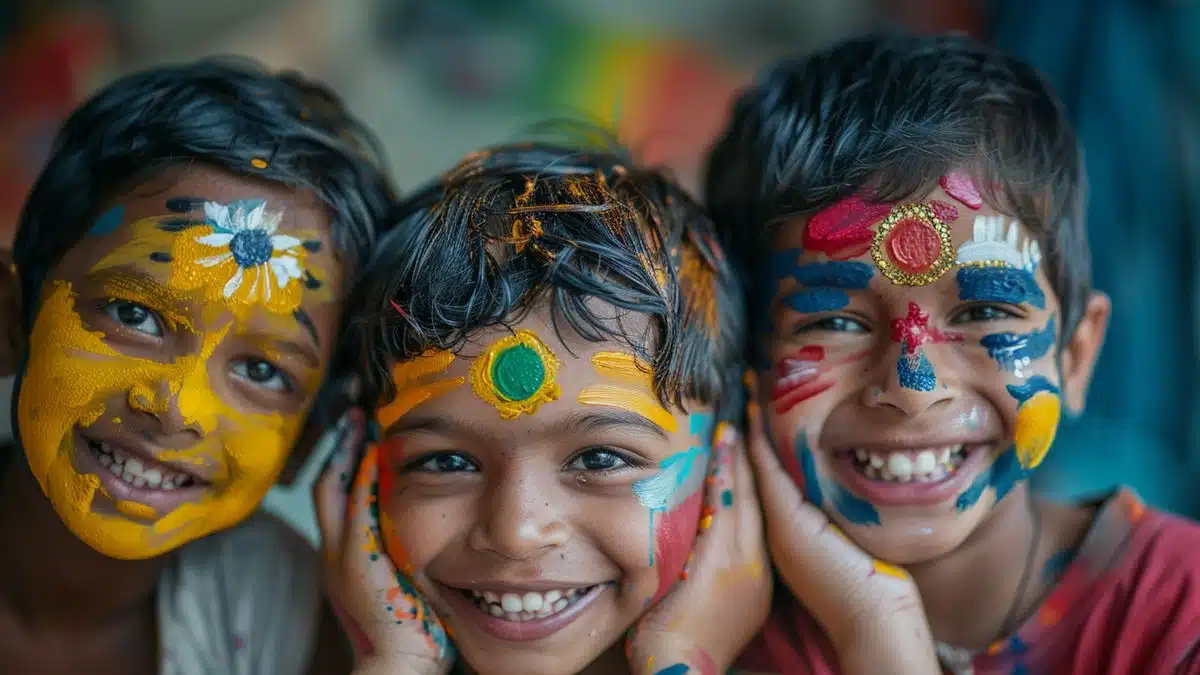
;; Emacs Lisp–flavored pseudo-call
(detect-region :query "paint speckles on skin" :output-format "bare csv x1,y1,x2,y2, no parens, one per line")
940,169,983,209
803,196,894,260
375,352,465,431
981,316,1057,376
88,206,125,237
469,329,561,419
578,352,678,433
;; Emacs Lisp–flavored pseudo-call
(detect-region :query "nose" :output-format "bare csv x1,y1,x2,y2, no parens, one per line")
468,469,569,560
127,359,215,437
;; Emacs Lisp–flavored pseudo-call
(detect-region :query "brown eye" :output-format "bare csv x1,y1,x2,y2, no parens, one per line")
567,448,634,472
231,358,292,392
103,301,163,337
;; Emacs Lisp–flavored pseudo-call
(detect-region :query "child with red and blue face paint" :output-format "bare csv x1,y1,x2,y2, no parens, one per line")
705,32,1200,675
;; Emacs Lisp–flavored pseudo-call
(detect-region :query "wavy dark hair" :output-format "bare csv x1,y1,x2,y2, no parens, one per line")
348,138,745,418
12,56,395,330
705,33,1089,362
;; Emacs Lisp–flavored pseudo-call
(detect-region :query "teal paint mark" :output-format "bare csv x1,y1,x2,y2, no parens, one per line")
1042,548,1077,583
654,665,690,675
831,483,880,525
954,447,1028,511
1007,375,1060,404
633,412,714,565
981,315,1056,373
88,206,124,237
720,489,734,507
795,434,824,509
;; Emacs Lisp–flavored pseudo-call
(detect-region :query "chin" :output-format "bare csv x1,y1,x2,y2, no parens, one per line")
835,503,991,565
458,646,603,675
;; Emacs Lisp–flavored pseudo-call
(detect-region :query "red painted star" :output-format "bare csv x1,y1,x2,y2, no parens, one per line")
890,302,964,355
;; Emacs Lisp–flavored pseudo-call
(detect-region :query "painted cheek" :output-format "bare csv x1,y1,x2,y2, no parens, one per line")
634,413,713,602
771,347,831,414
980,315,1057,377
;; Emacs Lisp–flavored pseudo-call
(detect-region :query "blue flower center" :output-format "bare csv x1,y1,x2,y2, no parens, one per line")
229,229,273,268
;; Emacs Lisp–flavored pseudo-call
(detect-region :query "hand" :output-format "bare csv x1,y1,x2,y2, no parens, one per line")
626,423,773,675
314,410,454,675
744,402,940,673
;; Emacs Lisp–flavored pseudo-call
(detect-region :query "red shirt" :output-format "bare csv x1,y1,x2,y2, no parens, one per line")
737,490,1200,674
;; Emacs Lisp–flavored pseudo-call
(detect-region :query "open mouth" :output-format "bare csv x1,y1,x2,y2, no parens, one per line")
87,439,202,491
461,585,599,622
849,445,969,483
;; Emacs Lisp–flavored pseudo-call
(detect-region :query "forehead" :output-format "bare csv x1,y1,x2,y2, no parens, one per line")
774,177,1043,295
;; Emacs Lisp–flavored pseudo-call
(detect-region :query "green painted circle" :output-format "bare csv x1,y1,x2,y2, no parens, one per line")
492,344,545,401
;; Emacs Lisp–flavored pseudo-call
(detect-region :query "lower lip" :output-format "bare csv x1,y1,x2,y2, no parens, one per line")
829,445,991,507
440,583,607,643
73,431,209,517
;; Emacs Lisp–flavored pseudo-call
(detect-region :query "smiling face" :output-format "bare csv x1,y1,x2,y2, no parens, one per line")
16,164,343,560
374,311,712,675
762,171,1104,564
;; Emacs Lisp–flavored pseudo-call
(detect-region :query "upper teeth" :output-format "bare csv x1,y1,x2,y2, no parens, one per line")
469,587,590,621
852,445,965,482
90,441,195,490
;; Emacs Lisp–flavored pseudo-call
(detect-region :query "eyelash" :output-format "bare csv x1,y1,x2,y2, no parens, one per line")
949,303,1022,324
402,447,649,476
791,315,869,335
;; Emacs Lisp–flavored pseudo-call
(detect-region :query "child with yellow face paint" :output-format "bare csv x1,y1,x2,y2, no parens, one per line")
705,33,1200,674
0,59,392,675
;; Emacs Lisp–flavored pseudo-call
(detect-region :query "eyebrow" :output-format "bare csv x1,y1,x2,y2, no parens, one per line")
293,309,320,347
268,337,321,369
385,409,671,441
956,267,1046,309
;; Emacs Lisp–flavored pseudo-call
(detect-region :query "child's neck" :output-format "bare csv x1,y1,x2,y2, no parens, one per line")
906,483,1094,651
0,449,167,632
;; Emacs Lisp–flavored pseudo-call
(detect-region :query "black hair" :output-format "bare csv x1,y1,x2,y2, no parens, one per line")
349,137,745,418
12,56,395,331
705,33,1089,361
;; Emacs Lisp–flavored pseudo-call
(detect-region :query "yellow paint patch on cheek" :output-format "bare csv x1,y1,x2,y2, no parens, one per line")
375,351,465,430
1014,391,1061,470
577,351,678,433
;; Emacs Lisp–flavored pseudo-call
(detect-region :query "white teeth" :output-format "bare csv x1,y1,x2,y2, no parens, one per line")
87,440,195,490
852,445,967,483
469,586,594,622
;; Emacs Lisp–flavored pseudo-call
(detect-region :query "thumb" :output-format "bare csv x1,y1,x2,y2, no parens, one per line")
744,402,827,541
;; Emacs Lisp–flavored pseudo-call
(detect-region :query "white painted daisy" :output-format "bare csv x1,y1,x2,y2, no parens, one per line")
194,199,306,301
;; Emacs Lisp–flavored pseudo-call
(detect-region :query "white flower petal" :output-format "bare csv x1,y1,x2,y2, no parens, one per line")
197,253,233,267
270,256,304,288
259,208,283,235
205,201,234,232
196,233,234,247
270,234,302,251
222,267,245,298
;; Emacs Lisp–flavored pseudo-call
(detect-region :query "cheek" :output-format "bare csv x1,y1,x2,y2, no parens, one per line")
647,489,703,603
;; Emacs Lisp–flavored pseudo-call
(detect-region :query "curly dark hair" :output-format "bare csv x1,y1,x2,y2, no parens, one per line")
12,56,395,331
348,138,745,418
705,33,1089,361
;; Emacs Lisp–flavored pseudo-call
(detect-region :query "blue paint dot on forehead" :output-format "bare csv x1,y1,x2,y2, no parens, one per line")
88,206,124,237
957,266,1046,309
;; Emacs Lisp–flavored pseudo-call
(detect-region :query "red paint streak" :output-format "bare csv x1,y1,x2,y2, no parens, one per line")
691,647,720,675
651,488,705,603
771,346,831,414
803,195,893,260
890,302,963,355
389,299,409,319
885,217,942,274
939,170,983,209
928,199,959,223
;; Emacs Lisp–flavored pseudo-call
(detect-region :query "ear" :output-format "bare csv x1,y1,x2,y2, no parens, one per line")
1060,292,1111,413
0,250,23,377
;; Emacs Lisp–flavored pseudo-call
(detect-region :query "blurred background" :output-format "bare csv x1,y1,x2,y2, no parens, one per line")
1,0,1195,530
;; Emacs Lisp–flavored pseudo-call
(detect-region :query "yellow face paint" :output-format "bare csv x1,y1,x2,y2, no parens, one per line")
92,203,330,321
1013,389,1060,470
18,281,304,559
468,329,561,419
376,351,466,430
577,351,678,433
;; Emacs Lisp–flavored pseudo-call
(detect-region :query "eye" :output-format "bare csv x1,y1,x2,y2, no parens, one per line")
103,301,163,337
408,452,478,473
231,358,293,393
950,304,1020,324
793,315,869,335
566,447,639,473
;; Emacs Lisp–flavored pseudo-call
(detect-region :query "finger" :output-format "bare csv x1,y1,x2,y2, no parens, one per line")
313,409,365,564
744,402,812,534
729,429,766,552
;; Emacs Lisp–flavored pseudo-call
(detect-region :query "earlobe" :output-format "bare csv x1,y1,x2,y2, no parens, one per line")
0,252,24,377
1059,292,1111,413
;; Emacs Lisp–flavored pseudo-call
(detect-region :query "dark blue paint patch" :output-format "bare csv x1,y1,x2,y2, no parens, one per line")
149,252,172,263
796,435,824,508
897,352,936,391
831,483,880,525
88,206,124,237
955,469,991,511
165,196,205,213
1007,375,1060,404
784,287,850,313
303,271,322,290
302,240,322,252
653,665,690,675
981,315,1057,372
1042,548,1077,583
788,261,875,290
957,266,1045,309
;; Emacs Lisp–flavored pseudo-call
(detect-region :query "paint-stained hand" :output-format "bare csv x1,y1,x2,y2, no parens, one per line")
744,403,941,673
314,409,454,675
626,423,772,675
